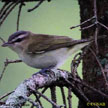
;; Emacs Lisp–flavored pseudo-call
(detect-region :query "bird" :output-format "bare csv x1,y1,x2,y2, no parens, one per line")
2,30,91,73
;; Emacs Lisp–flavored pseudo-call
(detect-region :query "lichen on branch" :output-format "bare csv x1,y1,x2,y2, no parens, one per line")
1,69,71,108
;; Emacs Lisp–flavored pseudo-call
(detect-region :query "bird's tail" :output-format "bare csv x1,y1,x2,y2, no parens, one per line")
68,35,107,55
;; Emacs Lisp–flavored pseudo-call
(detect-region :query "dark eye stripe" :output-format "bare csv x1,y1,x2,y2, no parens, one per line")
8,31,27,42
12,37,25,43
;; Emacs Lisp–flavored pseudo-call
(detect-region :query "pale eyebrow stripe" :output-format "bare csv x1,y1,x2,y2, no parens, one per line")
11,35,26,42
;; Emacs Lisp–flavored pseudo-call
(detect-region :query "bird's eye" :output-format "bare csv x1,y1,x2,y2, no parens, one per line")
14,38,23,43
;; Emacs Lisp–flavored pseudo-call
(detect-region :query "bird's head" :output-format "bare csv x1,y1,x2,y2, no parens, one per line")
2,31,30,53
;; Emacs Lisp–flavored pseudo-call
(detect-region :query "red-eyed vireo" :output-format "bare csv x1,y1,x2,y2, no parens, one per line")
2,31,91,70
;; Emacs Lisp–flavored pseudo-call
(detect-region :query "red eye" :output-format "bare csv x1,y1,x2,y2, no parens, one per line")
12,38,23,43
15,38,22,42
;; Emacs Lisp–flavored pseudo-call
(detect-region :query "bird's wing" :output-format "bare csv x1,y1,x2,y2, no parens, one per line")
26,34,89,54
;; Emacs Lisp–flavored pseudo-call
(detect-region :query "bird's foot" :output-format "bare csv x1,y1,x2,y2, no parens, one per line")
33,68,50,77
39,68,50,76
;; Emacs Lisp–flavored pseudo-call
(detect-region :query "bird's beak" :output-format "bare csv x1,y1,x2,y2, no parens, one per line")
2,42,11,47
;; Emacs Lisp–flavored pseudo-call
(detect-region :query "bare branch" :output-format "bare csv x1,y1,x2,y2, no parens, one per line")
71,49,89,77
1,69,69,108
93,0,99,54
34,93,43,108
99,22,108,30
31,87,48,108
0,2,9,15
0,59,22,82
94,0,98,22
36,91,62,108
24,96,40,108
0,62,8,82
70,0,108,37
80,23,95,31
67,87,72,108
71,76,108,100
17,2,25,31
70,16,95,29
0,91,14,101
50,86,57,108
4,59,22,65
38,87,48,99
60,87,67,108
0,37,5,43
71,52,82,77
28,0,44,12
89,48,108,86
65,79,90,103
0,0,20,27
0,2,14,19
94,27,99,54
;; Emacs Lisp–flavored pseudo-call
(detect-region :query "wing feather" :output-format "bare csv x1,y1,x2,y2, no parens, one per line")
26,34,88,54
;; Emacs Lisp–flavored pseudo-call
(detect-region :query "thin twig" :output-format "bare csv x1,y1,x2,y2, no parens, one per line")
94,0,108,30
67,79,101,107
0,0,20,27
37,87,48,99
50,86,56,108
94,0,98,22
31,87,48,108
94,27,99,54
71,52,82,77
71,49,88,77
67,87,72,108
99,22,108,30
24,96,40,108
0,91,14,100
28,0,44,12
0,62,8,82
93,0,99,54
4,59,22,66
80,23,95,30
89,48,108,86
65,79,90,103
0,2,14,19
36,91,63,108
71,76,108,100
60,87,67,108
34,93,43,108
0,2,9,15
70,16,95,29
17,2,25,31
0,59,22,82
0,37,5,43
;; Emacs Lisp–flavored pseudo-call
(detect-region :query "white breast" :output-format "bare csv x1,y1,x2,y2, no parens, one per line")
18,48,70,69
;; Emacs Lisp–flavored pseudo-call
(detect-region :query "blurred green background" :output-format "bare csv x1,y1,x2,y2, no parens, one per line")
0,0,81,107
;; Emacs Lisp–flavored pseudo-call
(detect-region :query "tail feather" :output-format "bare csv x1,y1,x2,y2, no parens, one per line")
68,41,90,56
